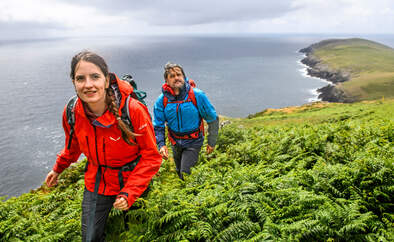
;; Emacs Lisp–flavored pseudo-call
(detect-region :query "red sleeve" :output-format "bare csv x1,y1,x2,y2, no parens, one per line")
117,99,162,208
53,105,82,174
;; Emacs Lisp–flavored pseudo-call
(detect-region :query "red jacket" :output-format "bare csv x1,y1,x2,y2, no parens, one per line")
53,74,162,208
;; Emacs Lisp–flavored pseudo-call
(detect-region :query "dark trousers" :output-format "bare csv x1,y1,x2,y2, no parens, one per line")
171,145,202,180
82,188,116,242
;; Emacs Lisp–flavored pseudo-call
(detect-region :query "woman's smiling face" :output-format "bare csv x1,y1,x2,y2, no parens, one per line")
73,60,109,108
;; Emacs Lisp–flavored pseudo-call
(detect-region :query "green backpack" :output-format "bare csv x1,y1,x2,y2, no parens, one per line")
121,74,147,106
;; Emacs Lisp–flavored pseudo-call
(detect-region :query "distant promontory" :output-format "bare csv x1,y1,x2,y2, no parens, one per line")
300,38,394,102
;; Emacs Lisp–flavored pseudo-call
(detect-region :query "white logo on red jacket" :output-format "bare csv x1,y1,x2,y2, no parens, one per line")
110,136,121,141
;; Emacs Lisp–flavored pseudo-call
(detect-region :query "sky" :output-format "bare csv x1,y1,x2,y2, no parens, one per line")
1,0,393,39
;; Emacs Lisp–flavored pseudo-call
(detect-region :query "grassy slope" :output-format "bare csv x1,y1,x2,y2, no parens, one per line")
126,99,394,241
0,99,393,241
244,99,392,128
312,38,394,101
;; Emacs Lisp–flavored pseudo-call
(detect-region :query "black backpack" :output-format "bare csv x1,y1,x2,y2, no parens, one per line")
66,74,147,149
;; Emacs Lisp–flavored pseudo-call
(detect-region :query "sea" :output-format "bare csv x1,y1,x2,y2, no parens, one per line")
1,34,393,198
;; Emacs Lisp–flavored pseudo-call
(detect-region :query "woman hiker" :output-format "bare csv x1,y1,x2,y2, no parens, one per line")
45,51,162,241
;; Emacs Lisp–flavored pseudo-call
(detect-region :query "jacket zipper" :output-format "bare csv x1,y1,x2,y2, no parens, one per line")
179,104,183,130
93,126,106,194
86,136,93,163
176,103,180,131
102,138,107,193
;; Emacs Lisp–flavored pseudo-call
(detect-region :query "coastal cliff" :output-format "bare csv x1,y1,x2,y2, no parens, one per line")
300,38,394,102
300,40,353,102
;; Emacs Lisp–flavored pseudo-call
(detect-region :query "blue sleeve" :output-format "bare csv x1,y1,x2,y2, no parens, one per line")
153,94,166,149
194,89,217,123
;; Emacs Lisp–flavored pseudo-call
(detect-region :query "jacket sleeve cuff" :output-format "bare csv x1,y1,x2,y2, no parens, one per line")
117,192,131,208
53,162,66,174
157,141,166,150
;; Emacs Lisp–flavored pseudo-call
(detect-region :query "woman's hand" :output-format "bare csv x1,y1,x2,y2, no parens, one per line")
159,146,169,160
45,170,59,187
113,197,129,211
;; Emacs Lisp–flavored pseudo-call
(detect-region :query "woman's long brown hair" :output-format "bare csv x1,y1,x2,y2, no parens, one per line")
105,87,141,145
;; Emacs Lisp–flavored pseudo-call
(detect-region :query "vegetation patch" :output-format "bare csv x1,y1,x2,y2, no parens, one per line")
1,99,393,241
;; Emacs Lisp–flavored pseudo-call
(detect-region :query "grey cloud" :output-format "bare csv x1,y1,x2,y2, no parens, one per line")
57,0,297,25
0,21,67,39
141,1,297,25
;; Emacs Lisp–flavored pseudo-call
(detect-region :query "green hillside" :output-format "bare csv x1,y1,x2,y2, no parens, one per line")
312,38,394,101
1,100,393,241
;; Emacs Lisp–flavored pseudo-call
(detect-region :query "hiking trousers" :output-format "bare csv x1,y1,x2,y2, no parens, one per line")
171,144,202,180
82,188,116,242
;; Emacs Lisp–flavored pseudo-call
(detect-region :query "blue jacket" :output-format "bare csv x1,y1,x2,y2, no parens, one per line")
153,80,217,149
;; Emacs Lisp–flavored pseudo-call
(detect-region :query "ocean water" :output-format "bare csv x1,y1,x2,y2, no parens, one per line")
0,34,393,198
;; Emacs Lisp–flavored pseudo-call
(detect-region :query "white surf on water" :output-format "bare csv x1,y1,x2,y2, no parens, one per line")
296,56,332,103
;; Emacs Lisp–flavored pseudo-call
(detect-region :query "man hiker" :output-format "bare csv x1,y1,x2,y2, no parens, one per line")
153,62,219,180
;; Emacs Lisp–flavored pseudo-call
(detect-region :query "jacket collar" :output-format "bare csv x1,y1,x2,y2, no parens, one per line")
162,78,191,101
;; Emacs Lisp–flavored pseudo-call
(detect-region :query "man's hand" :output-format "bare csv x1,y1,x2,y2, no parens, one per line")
159,146,169,160
206,145,215,154
113,197,128,211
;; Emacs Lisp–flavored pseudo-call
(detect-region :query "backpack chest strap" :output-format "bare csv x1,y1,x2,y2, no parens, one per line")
66,96,78,150
167,96,193,105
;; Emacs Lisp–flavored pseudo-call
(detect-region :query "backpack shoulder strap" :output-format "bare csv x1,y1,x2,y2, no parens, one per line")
121,95,134,131
188,87,197,107
163,95,168,108
123,95,152,132
187,87,204,134
66,96,78,149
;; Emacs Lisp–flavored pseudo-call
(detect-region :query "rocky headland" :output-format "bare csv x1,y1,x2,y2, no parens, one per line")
300,39,354,102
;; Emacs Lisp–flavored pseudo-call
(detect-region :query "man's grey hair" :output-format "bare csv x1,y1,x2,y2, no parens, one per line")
164,62,185,80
